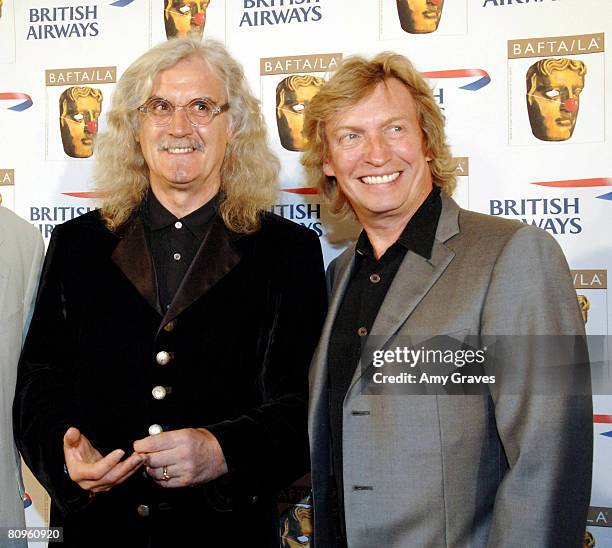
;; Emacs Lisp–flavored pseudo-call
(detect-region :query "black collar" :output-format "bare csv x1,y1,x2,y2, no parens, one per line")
356,186,442,261
143,190,220,240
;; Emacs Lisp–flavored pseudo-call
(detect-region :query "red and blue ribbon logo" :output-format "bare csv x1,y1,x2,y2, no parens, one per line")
594,415,612,438
531,178,612,201
0,93,33,112
23,493,32,509
421,69,491,91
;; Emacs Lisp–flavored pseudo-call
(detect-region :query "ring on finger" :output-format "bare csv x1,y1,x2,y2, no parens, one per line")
162,465,170,481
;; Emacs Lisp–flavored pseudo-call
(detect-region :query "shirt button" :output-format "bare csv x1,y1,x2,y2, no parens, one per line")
156,351,172,365
148,424,163,436
357,327,368,337
174,221,183,229
136,504,150,518
173,252,181,261
163,320,176,332
369,273,381,283
152,386,167,400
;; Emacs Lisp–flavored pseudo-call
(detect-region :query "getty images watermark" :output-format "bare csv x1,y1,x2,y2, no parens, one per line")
360,334,608,396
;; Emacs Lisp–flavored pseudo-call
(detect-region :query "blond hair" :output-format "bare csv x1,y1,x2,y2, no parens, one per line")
93,37,278,233
301,52,455,217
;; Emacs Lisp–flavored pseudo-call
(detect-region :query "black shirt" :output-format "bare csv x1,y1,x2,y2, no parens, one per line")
327,187,442,537
142,191,219,309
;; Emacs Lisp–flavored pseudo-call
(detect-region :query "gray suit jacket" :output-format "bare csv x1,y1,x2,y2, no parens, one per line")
0,207,44,547
309,193,592,548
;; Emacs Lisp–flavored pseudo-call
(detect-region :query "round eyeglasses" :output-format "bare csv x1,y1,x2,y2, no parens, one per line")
138,97,229,127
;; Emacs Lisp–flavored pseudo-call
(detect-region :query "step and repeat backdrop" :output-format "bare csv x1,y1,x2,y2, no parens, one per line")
1,0,611,545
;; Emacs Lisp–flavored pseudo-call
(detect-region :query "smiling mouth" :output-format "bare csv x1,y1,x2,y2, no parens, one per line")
166,147,197,154
555,118,573,127
360,172,401,185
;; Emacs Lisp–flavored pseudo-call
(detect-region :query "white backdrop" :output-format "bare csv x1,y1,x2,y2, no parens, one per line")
1,0,610,544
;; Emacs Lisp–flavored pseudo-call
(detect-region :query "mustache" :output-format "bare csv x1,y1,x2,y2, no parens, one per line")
157,139,203,151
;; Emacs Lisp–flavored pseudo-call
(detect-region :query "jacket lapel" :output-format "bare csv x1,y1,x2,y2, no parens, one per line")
0,233,7,316
111,216,161,314
161,215,242,326
309,249,354,404
346,192,461,395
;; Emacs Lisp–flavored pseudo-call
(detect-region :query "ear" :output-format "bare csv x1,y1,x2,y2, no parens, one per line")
322,158,335,178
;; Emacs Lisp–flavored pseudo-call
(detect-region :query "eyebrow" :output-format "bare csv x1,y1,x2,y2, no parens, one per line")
331,115,411,134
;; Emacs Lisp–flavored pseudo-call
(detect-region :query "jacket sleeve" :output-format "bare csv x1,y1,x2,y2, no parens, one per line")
205,227,327,498
482,225,592,548
13,225,92,514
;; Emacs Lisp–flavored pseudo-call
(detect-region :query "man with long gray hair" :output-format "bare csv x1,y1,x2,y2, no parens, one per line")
15,37,326,547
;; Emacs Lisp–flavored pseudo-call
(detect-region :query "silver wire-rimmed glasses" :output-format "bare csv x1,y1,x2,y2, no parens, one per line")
138,96,229,127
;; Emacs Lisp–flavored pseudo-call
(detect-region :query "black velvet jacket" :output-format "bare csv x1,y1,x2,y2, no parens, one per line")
14,209,326,547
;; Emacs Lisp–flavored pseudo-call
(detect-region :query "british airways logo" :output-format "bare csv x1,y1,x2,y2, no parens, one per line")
422,69,491,91
531,178,612,201
0,93,33,111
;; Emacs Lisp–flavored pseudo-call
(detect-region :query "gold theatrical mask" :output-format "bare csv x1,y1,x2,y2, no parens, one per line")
280,499,313,548
396,0,444,34
59,87,103,158
584,531,596,547
164,0,209,39
276,75,325,152
0,0,3,19
526,58,586,142
577,294,590,324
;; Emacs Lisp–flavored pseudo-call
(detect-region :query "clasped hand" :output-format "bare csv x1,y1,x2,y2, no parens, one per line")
63,426,227,495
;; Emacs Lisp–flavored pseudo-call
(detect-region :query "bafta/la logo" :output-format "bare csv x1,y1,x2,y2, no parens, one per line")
59,86,103,159
526,57,586,142
0,93,33,111
531,178,612,201
276,74,326,152
576,294,589,324
164,0,209,39
396,0,444,34
280,496,312,548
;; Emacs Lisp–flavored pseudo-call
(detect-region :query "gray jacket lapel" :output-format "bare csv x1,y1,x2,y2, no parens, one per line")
0,217,10,314
346,192,461,396
308,246,354,436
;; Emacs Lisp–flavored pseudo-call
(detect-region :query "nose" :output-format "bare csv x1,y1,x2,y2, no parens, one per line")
562,98,579,112
364,134,392,166
168,107,192,136
85,120,98,134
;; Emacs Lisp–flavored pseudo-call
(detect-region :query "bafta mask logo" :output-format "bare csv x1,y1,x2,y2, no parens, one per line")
584,531,596,547
276,74,325,152
396,0,444,34
526,58,586,142
0,0,3,18
164,0,209,39
59,86,103,158
577,294,590,324
280,497,313,548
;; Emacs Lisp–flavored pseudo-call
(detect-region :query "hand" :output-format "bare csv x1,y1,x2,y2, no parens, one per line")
63,427,144,494
133,428,227,488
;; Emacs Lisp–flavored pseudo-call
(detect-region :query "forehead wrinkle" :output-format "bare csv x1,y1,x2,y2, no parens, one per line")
330,114,413,135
